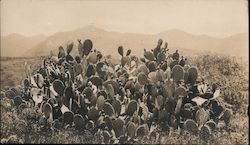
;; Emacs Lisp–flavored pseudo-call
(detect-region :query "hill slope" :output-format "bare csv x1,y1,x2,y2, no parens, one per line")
1,34,46,57
1,26,248,58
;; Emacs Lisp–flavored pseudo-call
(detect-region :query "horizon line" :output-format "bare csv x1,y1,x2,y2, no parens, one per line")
1,25,248,39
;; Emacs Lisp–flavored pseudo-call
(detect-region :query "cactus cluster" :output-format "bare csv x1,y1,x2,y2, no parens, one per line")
1,39,234,144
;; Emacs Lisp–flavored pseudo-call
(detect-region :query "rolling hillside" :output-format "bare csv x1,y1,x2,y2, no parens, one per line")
1,26,248,58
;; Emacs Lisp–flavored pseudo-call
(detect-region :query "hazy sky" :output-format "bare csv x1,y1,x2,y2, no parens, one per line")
1,0,248,37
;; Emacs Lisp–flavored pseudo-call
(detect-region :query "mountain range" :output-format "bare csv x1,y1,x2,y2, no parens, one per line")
1,25,248,58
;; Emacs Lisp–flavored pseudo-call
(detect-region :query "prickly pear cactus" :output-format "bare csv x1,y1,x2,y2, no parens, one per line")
157,52,166,63
126,49,132,56
121,56,131,67
135,64,148,75
137,72,148,85
172,65,184,82
199,125,211,142
158,108,168,121
221,109,232,126
184,71,189,84
103,80,119,94
112,98,122,117
43,103,52,119
86,64,96,78
103,102,115,117
112,118,125,138
106,84,115,98
77,39,84,57
174,98,182,115
58,46,65,59
127,121,136,138
156,69,165,82
73,114,85,130
82,87,93,100
52,79,65,96
126,100,138,116
89,76,103,87
63,111,74,125
205,120,216,131
136,124,149,139
66,41,74,54
13,96,23,107
103,116,113,131
86,120,94,130
195,108,209,127
74,63,83,76
103,130,111,144
88,107,99,123
96,62,106,77
23,78,30,88
183,119,198,134
96,95,105,110
5,90,16,100
147,61,157,72
118,46,124,57
170,60,179,69
165,80,175,99
187,67,198,85
155,95,164,109
144,50,155,61
174,86,187,98
148,71,158,83
83,39,93,56
165,66,171,80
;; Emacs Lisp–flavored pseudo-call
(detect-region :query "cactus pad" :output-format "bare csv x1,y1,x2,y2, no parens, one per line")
199,125,211,141
43,103,52,119
175,86,187,98
172,65,184,82
118,46,124,56
147,61,157,72
121,56,131,67
144,51,155,61
187,67,198,85
87,52,98,64
137,72,148,85
195,108,209,127
5,90,16,100
63,111,74,125
66,41,74,54
52,79,65,96
74,114,85,130
184,119,198,134
88,107,99,123
126,100,138,116
88,76,103,86
112,118,125,138
112,98,122,117
174,98,182,115
127,121,136,138
83,39,93,56
86,64,96,78
58,46,65,58
103,102,115,117
96,95,105,110
13,96,23,107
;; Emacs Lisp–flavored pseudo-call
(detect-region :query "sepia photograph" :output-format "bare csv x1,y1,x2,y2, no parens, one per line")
0,0,249,144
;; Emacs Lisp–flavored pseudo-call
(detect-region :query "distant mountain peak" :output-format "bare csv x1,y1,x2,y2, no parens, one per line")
3,33,26,38
75,25,105,32
158,29,191,35
2,26,248,58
